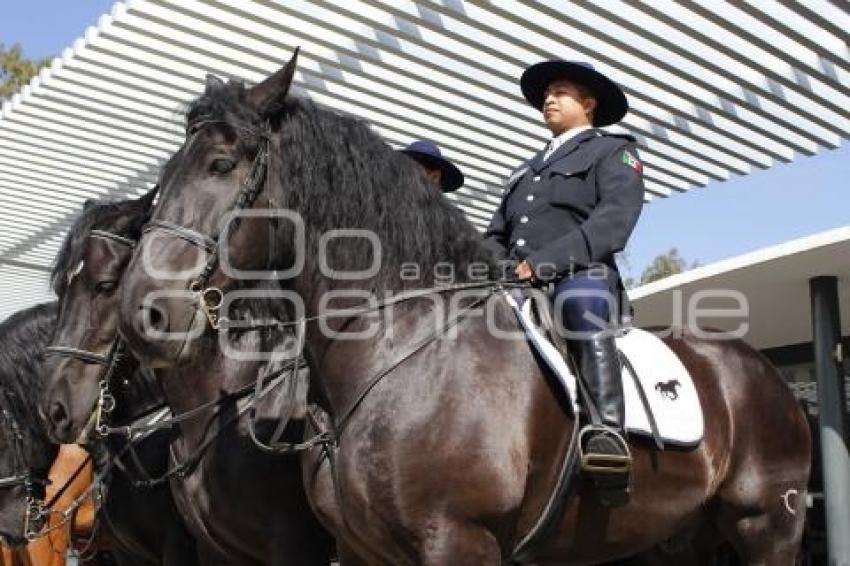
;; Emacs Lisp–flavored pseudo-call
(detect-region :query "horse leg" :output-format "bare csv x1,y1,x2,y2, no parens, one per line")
713,484,807,565
711,435,808,564
721,510,803,566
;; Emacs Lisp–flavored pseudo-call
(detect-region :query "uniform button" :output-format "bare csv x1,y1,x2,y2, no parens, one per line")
520,216,529,224
526,194,535,202
516,239,526,246
533,176,541,182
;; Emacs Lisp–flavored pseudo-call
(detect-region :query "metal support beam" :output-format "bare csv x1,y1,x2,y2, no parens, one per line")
810,275,850,566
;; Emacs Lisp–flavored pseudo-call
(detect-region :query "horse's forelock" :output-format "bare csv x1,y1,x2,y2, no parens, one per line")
51,197,151,298
186,78,260,132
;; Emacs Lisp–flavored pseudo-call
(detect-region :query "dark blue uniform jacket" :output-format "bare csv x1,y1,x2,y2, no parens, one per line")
483,128,645,293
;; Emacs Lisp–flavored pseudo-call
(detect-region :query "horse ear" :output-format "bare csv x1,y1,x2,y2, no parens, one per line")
205,73,225,93
137,185,159,211
245,47,299,117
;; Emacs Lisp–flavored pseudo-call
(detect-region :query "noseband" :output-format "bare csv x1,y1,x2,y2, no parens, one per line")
142,120,271,330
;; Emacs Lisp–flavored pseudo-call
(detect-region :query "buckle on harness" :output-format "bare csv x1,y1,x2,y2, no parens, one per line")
190,282,224,330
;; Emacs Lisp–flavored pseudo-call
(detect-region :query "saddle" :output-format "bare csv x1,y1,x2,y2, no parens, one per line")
505,289,704,448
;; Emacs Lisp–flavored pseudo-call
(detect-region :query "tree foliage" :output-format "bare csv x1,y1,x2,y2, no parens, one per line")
638,247,699,285
0,43,51,101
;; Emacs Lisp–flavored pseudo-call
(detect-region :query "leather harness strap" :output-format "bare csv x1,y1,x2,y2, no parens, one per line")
619,351,664,451
142,220,217,253
44,346,111,366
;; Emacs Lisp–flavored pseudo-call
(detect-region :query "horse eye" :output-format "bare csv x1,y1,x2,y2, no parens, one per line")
95,281,117,294
211,159,235,174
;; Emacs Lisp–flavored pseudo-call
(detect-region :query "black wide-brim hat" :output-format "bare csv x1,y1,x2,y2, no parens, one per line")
400,140,464,193
520,61,628,127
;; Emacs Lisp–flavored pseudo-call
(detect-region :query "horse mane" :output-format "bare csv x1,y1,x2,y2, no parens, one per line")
187,81,495,294
51,190,156,297
0,302,58,448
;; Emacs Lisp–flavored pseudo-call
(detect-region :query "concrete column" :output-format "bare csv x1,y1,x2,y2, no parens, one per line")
810,276,850,566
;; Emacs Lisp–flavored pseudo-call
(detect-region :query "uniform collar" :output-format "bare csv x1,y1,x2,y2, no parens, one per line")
547,125,593,156
531,128,598,173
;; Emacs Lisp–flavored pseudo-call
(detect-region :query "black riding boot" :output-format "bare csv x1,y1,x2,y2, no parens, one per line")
576,332,631,502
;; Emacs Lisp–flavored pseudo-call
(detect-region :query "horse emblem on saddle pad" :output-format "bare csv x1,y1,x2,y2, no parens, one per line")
505,293,704,448
655,380,682,401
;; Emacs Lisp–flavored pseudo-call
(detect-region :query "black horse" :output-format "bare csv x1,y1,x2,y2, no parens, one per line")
42,193,333,564
39,193,199,565
117,53,810,564
0,303,59,547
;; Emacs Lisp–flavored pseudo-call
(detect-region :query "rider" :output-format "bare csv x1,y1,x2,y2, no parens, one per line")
400,140,465,194
483,61,644,488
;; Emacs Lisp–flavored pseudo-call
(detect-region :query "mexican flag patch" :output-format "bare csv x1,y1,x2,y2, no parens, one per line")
622,150,643,174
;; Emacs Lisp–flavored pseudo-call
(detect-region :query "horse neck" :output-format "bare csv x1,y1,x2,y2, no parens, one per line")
154,334,265,444
290,275,389,365
292,276,438,419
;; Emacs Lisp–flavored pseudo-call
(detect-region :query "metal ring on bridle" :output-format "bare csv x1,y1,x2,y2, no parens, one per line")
200,287,223,311
101,393,116,414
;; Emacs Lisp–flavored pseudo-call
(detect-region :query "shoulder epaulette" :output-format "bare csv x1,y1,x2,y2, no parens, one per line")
596,130,637,143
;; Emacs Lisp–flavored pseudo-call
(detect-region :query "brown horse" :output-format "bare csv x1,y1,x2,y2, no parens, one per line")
117,54,811,564
41,194,333,564
1,445,99,566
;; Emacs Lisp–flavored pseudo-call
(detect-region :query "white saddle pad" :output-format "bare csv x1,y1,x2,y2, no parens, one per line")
505,293,703,447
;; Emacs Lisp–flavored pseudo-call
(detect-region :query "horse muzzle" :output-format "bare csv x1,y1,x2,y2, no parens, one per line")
119,290,207,368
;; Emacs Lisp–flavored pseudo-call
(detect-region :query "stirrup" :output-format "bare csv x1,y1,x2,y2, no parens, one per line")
578,425,632,475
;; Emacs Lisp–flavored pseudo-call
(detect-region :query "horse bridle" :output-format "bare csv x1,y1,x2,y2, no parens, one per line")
0,230,134,539
45,229,137,441
142,119,271,330
0,387,50,540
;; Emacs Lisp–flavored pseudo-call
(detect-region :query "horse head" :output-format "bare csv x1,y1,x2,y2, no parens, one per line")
0,303,58,545
118,51,299,368
41,192,155,443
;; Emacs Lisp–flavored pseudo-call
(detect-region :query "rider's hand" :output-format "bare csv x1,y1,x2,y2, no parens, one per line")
515,260,535,281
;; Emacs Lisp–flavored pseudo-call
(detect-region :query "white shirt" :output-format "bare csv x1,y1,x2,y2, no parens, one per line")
543,125,593,162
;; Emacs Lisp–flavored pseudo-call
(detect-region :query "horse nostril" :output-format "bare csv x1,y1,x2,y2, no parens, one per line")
48,402,69,431
139,303,169,334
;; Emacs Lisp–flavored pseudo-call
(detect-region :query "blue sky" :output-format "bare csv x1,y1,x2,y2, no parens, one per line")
0,1,115,60
625,140,849,280
3,1,847,277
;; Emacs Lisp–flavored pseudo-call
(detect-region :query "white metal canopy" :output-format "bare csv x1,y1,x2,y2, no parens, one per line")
1,0,849,321
630,226,850,351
